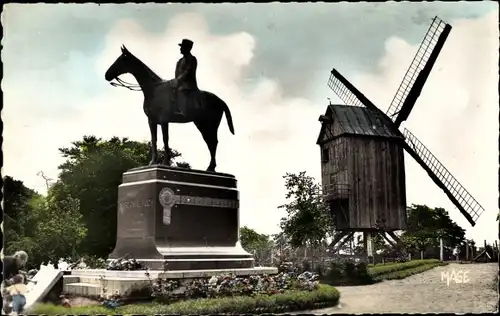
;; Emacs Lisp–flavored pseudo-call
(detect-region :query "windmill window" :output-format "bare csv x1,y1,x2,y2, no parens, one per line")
322,147,329,163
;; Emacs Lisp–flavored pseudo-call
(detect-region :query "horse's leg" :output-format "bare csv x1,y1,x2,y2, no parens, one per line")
149,119,158,165
161,123,170,166
194,118,221,172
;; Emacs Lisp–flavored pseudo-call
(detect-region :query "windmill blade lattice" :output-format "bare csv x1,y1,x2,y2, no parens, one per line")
402,128,484,226
328,69,364,107
386,17,449,123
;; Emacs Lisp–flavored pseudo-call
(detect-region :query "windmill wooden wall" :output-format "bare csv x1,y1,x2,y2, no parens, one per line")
317,104,407,231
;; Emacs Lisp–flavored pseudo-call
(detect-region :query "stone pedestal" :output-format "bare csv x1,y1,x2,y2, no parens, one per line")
109,165,254,270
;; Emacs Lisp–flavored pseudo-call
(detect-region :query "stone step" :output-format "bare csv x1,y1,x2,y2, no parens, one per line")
62,275,80,285
63,283,102,297
63,277,149,297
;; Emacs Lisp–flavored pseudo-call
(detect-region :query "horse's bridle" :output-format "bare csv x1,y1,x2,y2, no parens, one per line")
110,77,142,91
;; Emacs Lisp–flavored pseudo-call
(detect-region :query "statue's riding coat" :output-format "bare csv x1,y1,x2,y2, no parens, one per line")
175,54,198,90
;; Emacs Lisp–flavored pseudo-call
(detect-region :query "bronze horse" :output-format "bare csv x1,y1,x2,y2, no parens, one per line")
104,45,235,172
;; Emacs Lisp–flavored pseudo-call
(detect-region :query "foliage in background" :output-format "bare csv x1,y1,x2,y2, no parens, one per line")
3,176,40,253
239,226,274,264
50,135,190,258
3,176,87,269
278,172,333,249
3,136,191,266
401,204,465,255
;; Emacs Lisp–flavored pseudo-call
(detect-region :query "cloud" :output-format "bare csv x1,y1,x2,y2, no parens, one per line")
4,12,320,234
348,11,499,242
3,7,498,244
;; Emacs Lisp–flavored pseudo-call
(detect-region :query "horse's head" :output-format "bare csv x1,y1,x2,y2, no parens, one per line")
105,45,136,81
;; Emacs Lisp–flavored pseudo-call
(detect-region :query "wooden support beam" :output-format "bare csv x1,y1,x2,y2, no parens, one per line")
386,231,401,244
382,233,397,248
332,232,355,254
329,231,351,253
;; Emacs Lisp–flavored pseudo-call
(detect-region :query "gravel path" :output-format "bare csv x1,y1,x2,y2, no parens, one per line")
300,263,498,314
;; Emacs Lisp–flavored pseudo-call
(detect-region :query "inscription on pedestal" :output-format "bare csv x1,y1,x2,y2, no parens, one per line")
158,187,239,227
119,198,153,238
120,199,153,209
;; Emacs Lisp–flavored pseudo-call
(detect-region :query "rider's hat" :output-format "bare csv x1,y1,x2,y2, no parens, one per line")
179,39,194,50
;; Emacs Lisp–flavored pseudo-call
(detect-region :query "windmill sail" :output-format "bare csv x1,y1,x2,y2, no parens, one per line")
328,69,365,107
328,69,402,136
402,128,484,226
386,17,452,127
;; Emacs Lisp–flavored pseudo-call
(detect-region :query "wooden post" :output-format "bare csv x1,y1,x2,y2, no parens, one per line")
495,240,499,261
364,232,373,263
466,240,469,262
440,238,444,261
484,240,488,263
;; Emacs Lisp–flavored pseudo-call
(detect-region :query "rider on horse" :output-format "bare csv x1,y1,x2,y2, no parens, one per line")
172,39,198,116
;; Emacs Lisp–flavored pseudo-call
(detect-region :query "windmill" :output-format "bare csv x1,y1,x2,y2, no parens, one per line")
316,16,485,255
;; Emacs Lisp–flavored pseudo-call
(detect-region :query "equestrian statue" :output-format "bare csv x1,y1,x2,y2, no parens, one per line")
104,39,235,172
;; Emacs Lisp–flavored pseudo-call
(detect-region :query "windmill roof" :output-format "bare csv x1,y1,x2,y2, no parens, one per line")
317,104,402,143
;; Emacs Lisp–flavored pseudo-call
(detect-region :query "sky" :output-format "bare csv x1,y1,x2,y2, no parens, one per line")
2,2,499,245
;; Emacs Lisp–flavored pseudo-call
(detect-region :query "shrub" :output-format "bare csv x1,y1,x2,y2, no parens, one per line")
326,262,344,281
319,259,373,286
30,284,340,315
106,257,147,271
301,259,311,273
148,271,320,303
371,262,446,281
355,262,374,284
343,261,356,279
368,259,440,278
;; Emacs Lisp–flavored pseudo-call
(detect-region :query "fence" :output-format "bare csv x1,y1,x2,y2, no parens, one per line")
249,239,500,268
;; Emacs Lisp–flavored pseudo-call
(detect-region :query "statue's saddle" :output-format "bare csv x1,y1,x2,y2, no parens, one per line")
154,80,205,113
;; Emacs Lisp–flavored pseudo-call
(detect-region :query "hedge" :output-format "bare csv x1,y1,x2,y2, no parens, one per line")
30,284,340,315
372,262,447,281
368,259,442,277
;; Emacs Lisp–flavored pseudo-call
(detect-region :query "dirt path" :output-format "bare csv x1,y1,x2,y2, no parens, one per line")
299,263,498,314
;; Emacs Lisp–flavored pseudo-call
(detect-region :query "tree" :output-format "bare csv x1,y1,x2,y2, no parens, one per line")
3,176,39,241
240,226,271,252
278,172,333,249
401,204,466,257
51,135,191,258
4,176,87,269
240,226,273,265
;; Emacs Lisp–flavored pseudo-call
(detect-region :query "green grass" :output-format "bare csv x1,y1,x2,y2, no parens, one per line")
30,284,340,315
368,259,442,278
370,261,447,281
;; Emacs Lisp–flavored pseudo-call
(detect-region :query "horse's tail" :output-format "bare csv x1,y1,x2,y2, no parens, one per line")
218,96,235,135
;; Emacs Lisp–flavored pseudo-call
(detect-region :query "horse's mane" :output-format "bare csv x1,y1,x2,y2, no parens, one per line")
126,49,163,82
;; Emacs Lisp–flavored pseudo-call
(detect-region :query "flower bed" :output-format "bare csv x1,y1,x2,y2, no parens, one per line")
30,284,340,315
30,259,340,314
148,270,321,303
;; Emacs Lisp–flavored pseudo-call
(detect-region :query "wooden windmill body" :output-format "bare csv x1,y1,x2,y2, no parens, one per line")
318,17,486,256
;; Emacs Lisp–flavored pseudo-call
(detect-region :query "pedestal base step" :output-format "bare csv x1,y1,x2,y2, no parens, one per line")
138,257,255,270
63,282,102,297
64,267,278,297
